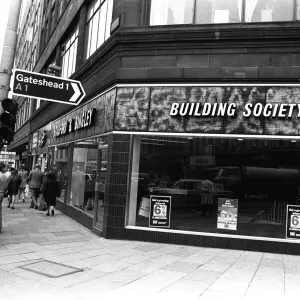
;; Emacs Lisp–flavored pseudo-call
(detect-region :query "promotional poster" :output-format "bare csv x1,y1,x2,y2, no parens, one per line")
217,198,238,231
149,195,171,228
286,205,300,239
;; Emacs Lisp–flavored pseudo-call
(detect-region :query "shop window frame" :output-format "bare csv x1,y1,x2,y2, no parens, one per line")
149,0,298,26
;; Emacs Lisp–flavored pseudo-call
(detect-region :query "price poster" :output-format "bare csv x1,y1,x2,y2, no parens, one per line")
149,195,171,228
217,198,238,231
286,205,300,239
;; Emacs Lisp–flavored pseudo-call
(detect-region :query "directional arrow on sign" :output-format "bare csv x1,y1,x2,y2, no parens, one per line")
11,69,85,106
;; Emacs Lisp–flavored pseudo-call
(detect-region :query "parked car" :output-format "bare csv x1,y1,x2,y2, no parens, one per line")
149,179,202,208
149,178,233,209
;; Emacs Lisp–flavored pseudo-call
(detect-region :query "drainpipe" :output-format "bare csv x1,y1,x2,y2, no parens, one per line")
0,0,22,104
0,0,22,233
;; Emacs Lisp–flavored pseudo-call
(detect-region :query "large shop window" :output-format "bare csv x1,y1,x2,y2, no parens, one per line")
150,0,295,25
61,26,79,78
85,0,113,59
128,135,300,239
69,137,108,220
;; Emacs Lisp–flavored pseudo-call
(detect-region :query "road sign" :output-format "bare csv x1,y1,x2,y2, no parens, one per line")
11,69,85,106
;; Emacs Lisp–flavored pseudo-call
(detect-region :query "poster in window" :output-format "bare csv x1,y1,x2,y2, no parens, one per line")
286,205,300,239
217,198,238,230
149,195,171,228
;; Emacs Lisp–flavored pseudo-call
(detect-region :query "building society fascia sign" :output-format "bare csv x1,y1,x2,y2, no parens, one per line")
53,108,95,137
170,102,300,118
11,69,85,106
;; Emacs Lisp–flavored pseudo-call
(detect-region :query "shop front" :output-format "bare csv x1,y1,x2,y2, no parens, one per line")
49,84,300,253
114,84,300,254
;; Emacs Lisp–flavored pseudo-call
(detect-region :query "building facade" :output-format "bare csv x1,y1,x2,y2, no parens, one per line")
11,0,43,170
8,0,300,254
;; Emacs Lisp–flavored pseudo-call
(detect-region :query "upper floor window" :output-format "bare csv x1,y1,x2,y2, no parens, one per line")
61,26,79,78
150,0,296,25
58,0,64,19
85,0,113,59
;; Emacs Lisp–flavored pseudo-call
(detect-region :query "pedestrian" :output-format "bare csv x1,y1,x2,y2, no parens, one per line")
0,163,8,232
6,170,21,209
0,163,8,205
4,165,12,206
27,164,44,209
18,164,28,203
201,173,215,217
43,172,60,216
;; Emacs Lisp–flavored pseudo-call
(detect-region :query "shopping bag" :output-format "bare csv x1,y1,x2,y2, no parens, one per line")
138,197,150,218
24,184,29,198
38,195,47,211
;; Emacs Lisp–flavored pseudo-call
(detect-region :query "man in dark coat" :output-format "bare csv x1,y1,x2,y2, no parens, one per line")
27,164,44,209
43,172,60,216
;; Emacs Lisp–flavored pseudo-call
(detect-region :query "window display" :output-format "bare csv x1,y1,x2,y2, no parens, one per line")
68,137,107,221
69,139,98,216
128,135,300,239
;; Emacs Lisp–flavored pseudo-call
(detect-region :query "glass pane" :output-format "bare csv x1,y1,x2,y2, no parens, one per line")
90,11,99,56
105,0,113,41
86,21,92,58
150,0,194,25
128,135,300,239
69,139,98,217
96,137,108,225
97,0,107,48
61,50,69,78
52,145,69,202
195,0,243,24
245,0,294,22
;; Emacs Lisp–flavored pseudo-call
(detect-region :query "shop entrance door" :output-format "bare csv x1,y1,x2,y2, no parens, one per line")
93,138,108,231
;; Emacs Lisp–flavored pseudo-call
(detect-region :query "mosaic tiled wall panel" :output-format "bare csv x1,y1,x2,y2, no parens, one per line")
114,87,150,131
114,86,300,136
265,87,300,135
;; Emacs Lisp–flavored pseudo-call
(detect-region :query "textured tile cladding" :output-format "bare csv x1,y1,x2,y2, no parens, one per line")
50,88,116,146
113,85,300,136
103,134,130,239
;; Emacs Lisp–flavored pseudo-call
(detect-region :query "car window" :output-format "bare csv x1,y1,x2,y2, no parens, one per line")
186,182,195,190
172,181,180,188
179,182,187,189
195,182,202,190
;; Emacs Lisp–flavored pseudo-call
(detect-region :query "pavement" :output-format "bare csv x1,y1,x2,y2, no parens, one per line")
0,199,300,300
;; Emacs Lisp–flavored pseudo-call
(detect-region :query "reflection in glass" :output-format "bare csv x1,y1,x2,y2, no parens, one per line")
129,135,300,239
86,0,113,59
150,0,194,25
52,145,69,201
95,137,108,225
244,0,293,22
70,139,98,216
195,0,242,24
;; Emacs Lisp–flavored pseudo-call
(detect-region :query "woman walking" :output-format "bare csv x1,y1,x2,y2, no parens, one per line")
0,163,8,232
43,172,60,216
7,170,21,209
18,164,28,203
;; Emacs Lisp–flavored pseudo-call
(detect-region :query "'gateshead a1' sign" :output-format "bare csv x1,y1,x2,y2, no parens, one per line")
11,69,85,106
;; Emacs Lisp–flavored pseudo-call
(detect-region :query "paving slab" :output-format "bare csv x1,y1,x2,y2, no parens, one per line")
1,201,300,299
